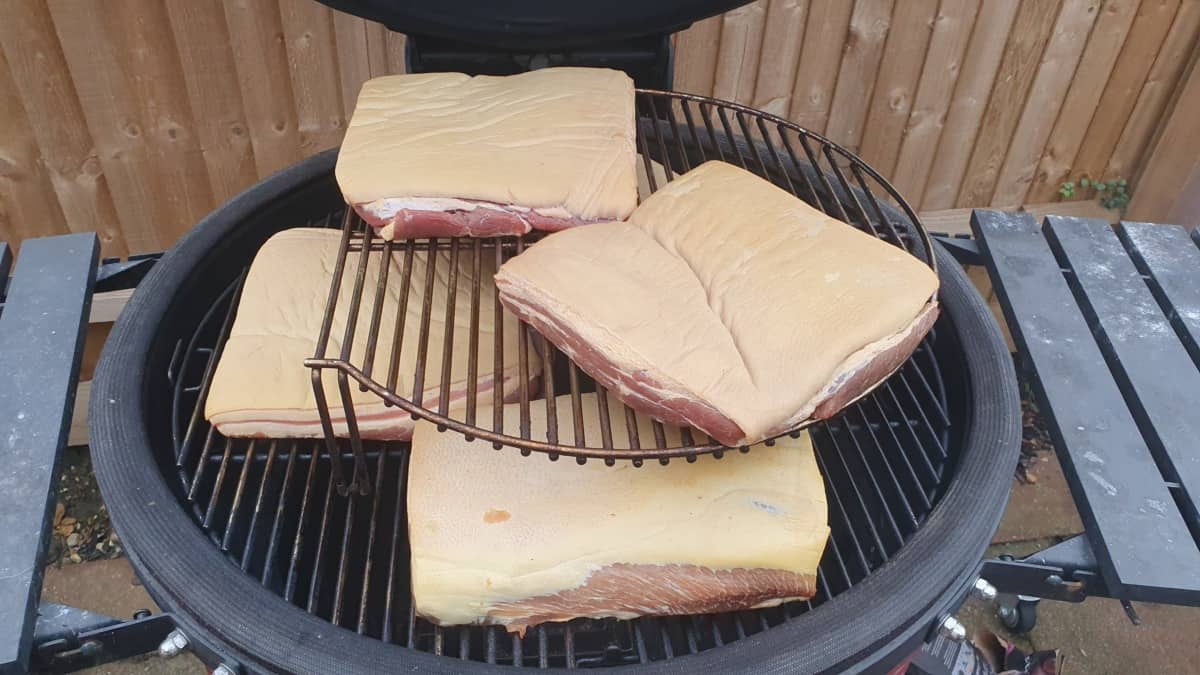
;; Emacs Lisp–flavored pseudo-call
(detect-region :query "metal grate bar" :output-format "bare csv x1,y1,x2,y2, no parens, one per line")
466,240,483,428
362,240,394,384
821,424,903,549
175,275,243,469
306,469,338,613
851,406,931,513
258,441,298,582
436,242,462,418
283,443,322,602
357,447,386,633
221,439,257,551
409,238,439,406
382,448,407,643
385,244,417,394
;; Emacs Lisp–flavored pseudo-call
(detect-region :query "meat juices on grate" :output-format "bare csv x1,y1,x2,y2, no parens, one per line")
204,228,538,439
495,161,940,447
336,68,638,240
407,393,828,634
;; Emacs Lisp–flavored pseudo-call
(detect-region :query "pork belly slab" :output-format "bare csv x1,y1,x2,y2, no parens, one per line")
495,160,940,447
204,229,537,440
408,393,828,634
336,68,637,240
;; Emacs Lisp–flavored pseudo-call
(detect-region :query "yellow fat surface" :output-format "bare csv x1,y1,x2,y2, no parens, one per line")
335,68,638,222
408,392,828,626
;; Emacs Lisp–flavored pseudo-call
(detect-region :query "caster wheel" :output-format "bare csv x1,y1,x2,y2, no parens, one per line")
999,596,1038,634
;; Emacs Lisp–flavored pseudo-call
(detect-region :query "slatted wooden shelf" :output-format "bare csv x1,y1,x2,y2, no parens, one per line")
974,210,1200,606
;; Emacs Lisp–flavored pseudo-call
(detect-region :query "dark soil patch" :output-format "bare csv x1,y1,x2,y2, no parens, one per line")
48,446,122,567
1016,358,1054,484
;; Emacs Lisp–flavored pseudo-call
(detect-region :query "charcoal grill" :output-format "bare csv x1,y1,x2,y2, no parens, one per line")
86,2,1021,673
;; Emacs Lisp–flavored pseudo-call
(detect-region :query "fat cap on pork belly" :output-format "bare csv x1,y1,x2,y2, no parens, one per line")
494,160,939,446
335,68,637,239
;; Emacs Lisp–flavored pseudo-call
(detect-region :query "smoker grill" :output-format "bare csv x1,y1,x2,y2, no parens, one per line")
89,84,1020,671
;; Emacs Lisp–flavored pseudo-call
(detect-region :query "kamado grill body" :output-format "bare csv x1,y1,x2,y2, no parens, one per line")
90,90,1020,672
89,3,1020,672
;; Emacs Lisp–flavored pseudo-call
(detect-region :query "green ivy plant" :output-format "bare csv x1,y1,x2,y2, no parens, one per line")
1058,177,1131,211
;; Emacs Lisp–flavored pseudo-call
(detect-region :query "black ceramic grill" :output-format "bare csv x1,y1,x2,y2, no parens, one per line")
86,2,1021,672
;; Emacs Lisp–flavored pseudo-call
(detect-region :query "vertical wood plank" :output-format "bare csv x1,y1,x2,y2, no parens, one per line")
858,0,939,176
106,0,216,244
1106,0,1200,181
48,0,170,253
991,0,1101,206
385,30,408,75
365,20,391,78
787,0,854,133
333,12,373,118
1126,52,1200,222
956,0,1063,207
751,0,810,117
891,0,982,202
824,0,896,151
1024,0,1141,203
674,15,722,95
223,0,303,179
279,1,346,155
0,0,127,255
921,0,1020,209
165,0,258,205
1071,0,1181,182
712,1,768,104
0,49,69,249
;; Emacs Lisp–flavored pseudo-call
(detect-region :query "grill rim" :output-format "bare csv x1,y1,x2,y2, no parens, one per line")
91,148,1020,674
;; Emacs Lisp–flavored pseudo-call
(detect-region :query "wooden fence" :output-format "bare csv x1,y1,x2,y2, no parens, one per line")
2,0,1198,257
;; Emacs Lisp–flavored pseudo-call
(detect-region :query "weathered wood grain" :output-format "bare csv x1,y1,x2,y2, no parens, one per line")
0,48,69,249
1024,0,1141,203
1107,0,1200,182
956,0,1063,207
713,0,768,104
825,0,896,151
280,1,346,155
891,0,982,201
165,0,258,205
1072,0,1181,183
991,0,1101,206
787,0,854,133
921,0,1020,209
1127,50,1200,223
859,0,939,177
223,0,303,180
751,0,810,117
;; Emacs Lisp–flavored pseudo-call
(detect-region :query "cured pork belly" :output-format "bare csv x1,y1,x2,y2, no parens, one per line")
336,68,637,239
495,161,939,447
205,229,537,440
408,393,828,634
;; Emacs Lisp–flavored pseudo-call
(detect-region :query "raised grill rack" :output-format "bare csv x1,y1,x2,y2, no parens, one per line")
303,90,940,494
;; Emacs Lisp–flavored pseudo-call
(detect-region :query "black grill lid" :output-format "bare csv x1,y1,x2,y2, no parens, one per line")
314,0,749,50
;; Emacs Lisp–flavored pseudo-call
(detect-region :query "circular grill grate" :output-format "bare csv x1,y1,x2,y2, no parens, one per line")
303,91,940,490
164,91,961,667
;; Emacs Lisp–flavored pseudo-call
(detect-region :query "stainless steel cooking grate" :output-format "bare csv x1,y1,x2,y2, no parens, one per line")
167,256,956,668
304,90,941,494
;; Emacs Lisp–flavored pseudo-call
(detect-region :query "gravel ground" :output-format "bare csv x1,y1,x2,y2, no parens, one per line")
48,446,123,567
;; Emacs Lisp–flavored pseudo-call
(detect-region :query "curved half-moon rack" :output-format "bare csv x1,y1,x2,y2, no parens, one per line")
304,90,940,493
